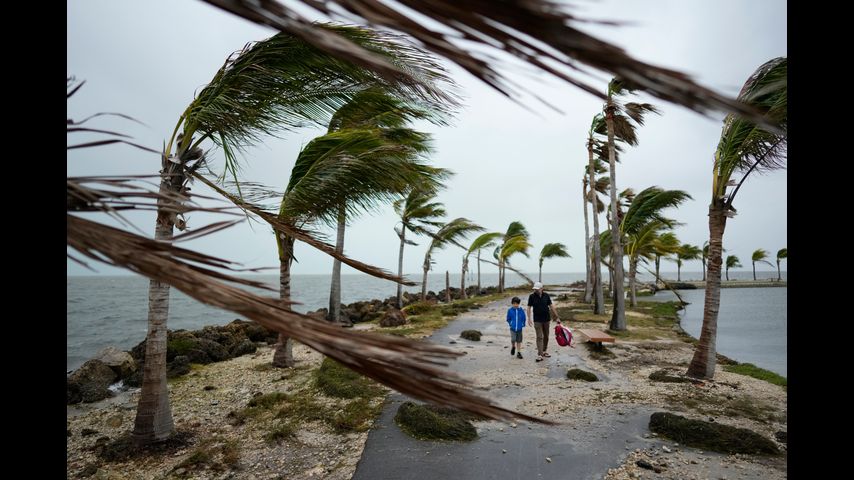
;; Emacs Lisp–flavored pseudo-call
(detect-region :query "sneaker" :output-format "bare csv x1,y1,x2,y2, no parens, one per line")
517,352,523,359
535,356,544,362
542,352,551,358
511,346,515,356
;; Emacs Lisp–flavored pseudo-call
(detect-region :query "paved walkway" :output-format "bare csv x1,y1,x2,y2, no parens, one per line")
353,296,664,480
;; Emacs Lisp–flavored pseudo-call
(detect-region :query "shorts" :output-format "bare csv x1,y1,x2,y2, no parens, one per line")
510,330,523,343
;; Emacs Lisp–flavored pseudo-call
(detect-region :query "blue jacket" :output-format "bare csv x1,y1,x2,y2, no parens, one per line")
506,306,526,331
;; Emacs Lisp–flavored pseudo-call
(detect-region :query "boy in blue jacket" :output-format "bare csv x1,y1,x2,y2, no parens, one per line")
506,297,526,359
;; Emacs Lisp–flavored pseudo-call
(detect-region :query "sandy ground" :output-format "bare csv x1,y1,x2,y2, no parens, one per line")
67,291,787,479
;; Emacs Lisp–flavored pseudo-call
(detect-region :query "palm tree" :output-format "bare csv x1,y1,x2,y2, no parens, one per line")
322,90,453,325
617,187,691,306
582,159,610,306
675,244,702,281
132,26,457,444
602,78,660,331
538,243,571,282
585,116,613,314
751,248,774,281
701,241,709,282
495,222,532,292
393,188,447,308
464,232,503,298
725,255,742,281
687,57,787,380
776,248,787,281
421,218,484,301
651,232,680,284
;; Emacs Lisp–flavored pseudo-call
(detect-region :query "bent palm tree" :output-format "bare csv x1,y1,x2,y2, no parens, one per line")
751,248,774,281
134,25,458,444
322,90,453,324
538,243,570,282
776,248,787,281
495,222,532,292
602,78,660,331
394,188,447,307
675,244,702,282
651,232,680,284
585,118,612,314
687,57,787,379
725,255,742,281
464,232,502,298
421,218,484,301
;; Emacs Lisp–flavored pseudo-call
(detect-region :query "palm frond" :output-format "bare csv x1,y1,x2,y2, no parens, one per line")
621,187,692,236
201,0,769,122
467,232,503,255
538,242,570,268
777,248,787,260
726,255,742,269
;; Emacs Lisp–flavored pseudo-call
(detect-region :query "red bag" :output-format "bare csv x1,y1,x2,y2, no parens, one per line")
554,324,573,347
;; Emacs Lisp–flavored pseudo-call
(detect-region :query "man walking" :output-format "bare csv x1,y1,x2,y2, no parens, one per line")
527,281,561,362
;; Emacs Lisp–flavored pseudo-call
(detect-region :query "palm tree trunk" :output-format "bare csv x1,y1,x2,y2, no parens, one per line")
476,251,481,295
752,261,757,280
396,227,406,308
687,207,726,379
587,142,605,314
498,260,504,293
133,154,181,444
461,257,468,300
605,103,627,330
677,263,682,281
327,207,346,323
421,254,430,301
628,258,638,307
726,266,730,281
702,258,707,281
582,179,593,303
777,259,781,281
445,270,451,302
655,255,661,285
273,234,295,368
538,264,542,282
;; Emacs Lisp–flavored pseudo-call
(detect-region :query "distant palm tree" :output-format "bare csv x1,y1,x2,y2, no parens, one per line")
465,232,503,298
495,222,532,292
393,188,447,308
601,78,660,331
582,156,609,307
421,218,484,301
674,244,702,281
651,232,680,283
538,243,571,282
725,255,742,281
618,187,691,306
776,248,787,281
688,57,787,380
751,248,774,280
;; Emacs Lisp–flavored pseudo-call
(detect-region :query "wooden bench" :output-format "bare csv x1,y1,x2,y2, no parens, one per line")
576,328,616,348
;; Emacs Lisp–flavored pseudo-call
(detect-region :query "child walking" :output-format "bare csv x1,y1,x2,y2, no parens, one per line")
506,296,526,359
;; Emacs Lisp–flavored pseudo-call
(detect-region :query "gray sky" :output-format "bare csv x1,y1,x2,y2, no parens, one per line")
67,0,787,279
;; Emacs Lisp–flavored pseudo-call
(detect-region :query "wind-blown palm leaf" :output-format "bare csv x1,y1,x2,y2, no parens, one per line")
777,248,787,260
726,255,742,270
713,57,787,208
201,0,769,122
677,244,702,262
621,187,692,236
67,214,545,424
500,235,532,260
539,243,570,266
751,248,774,267
431,218,485,252
467,232,503,256
194,173,415,285
173,24,458,180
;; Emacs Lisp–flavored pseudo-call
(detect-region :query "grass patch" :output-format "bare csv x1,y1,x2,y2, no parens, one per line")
649,412,779,455
394,401,478,441
402,302,438,315
664,391,779,423
460,330,482,341
723,363,787,388
175,437,241,473
573,313,611,323
93,431,193,462
606,328,660,341
227,392,290,425
330,398,383,433
584,343,616,359
315,358,384,399
566,368,598,381
264,422,297,444
252,363,274,372
554,307,576,321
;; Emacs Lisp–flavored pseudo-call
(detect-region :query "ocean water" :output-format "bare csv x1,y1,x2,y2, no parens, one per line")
67,270,786,374
649,287,787,377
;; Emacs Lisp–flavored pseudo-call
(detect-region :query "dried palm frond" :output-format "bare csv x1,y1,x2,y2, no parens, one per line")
201,0,767,124
67,214,547,424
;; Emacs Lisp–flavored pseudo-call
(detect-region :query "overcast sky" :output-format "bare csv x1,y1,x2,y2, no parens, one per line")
67,0,787,279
